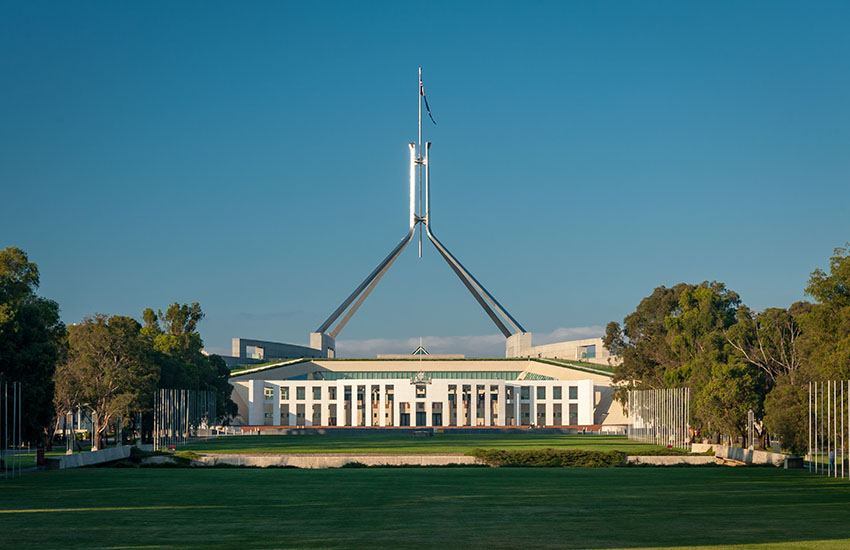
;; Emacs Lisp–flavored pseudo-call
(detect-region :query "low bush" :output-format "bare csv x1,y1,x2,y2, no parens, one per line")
467,448,626,467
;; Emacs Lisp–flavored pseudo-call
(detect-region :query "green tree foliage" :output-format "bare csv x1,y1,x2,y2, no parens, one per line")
610,283,690,389
56,314,158,449
0,247,64,443
142,303,236,422
798,244,850,380
611,281,766,445
726,305,804,386
763,383,808,455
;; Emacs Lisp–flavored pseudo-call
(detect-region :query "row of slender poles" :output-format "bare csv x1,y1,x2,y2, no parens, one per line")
2,381,23,478
809,380,849,478
626,388,690,450
153,389,216,451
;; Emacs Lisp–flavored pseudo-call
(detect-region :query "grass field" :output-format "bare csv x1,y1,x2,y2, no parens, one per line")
1,467,849,549
179,433,670,455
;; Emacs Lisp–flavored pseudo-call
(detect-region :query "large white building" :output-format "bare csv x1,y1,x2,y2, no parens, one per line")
229,358,625,429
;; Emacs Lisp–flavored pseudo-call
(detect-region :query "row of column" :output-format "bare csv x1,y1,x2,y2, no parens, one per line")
246,379,593,427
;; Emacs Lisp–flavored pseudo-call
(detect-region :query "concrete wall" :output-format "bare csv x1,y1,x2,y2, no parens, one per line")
694,444,788,466
511,336,620,367
524,360,626,426
232,338,326,361
196,453,479,468
506,332,532,358
309,332,335,358
45,446,131,470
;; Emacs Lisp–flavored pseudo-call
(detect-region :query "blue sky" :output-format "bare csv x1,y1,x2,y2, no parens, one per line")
2,2,848,357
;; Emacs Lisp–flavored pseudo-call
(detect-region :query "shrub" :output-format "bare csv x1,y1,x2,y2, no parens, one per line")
467,448,626,467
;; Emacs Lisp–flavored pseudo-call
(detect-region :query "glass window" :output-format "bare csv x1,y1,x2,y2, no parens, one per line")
537,386,546,400
328,387,336,400
416,385,426,398
263,387,274,401
280,387,289,400
313,387,321,400
553,386,562,400
569,386,578,400
520,387,530,400
296,387,305,400
569,403,579,425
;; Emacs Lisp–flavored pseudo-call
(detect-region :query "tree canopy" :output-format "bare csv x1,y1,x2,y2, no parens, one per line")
56,314,158,448
608,244,850,452
142,302,236,422
0,247,64,443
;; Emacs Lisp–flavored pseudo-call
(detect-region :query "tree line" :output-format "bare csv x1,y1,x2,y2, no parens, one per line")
604,244,850,453
0,246,236,448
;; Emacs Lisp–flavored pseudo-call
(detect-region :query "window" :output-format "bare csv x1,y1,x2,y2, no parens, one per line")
296,387,305,400
537,386,546,400
263,387,274,401
520,387,530,400
569,403,578,425
313,387,321,400
553,386,562,400
328,387,336,400
569,386,578,400
416,385,426,398
280,387,289,400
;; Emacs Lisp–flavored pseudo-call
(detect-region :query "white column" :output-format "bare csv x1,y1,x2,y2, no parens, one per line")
379,384,387,427
336,383,346,427
248,380,262,426
459,385,466,426
305,385,314,426
364,385,372,427
545,384,554,426
393,387,401,427
351,385,359,427
498,381,506,426
320,384,329,426
273,384,281,426
514,384,520,426
442,383,450,427
578,380,594,425
469,384,477,426
425,397,432,427
484,385,492,426
529,384,537,426
286,385,296,426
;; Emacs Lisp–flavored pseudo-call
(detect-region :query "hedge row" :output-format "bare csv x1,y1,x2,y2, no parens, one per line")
467,448,626,467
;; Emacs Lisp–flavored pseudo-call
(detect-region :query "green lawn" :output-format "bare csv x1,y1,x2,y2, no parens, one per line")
1,468,848,549
179,433,670,455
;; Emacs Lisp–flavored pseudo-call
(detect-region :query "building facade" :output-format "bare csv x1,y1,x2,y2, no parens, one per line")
230,358,623,428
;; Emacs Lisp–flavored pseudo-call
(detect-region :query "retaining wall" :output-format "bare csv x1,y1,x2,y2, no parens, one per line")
692,444,787,466
196,453,479,468
45,446,131,470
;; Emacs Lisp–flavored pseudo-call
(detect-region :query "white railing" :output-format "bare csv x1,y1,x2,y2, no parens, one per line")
626,387,690,450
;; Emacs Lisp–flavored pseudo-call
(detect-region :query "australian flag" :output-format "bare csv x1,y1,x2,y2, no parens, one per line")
420,76,436,125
